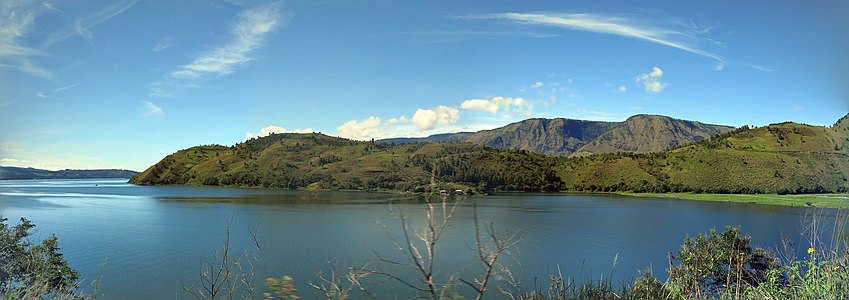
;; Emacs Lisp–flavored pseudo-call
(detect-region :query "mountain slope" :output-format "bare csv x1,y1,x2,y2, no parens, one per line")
571,115,735,157
130,133,562,192
0,167,139,180
834,113,849,136
463,118,621,156
379,132,474,144
557,116,849,194
380,115,734,157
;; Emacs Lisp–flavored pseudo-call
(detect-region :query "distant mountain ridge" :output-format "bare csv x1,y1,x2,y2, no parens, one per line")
0,167,139,180
464,118,620,156
380,114,735,157
571,114,734,156
378,132,475,144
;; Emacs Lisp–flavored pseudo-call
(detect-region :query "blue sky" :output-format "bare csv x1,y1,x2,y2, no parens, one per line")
1,0,848,171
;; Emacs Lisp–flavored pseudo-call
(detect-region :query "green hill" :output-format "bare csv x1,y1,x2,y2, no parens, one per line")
130,133,562,193
133,114,848,196
557,114,849,194
570,114,734,157
0,167,139,180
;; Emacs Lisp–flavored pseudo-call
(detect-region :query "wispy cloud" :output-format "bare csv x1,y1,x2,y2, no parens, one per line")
0,99,19,108
405,30,556,43
1,0,136,77
0,0,52,77
152,36,175,52
141,101,164,118
42,0,138,48
169,2,284,79
745,64,774,72
571,108,626,122
467,12,724,63
53,82,80,93
42,2,64,14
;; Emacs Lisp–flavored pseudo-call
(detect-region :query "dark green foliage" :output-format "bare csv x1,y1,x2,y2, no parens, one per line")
1,217,80,298
0,167,139,180
629,267,667,300
666,227,780,298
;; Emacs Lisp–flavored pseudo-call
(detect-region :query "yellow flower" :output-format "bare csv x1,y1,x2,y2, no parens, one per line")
807,247,815,254
836,266,841,271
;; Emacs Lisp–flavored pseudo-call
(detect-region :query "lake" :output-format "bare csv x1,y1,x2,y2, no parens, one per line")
0,179,845,299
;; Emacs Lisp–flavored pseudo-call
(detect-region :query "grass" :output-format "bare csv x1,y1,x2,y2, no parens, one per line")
618,192,849,209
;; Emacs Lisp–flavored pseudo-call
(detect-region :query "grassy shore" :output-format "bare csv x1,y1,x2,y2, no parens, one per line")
617,192,849,209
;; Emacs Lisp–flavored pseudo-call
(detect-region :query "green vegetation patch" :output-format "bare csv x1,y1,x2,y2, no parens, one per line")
619,192,849,209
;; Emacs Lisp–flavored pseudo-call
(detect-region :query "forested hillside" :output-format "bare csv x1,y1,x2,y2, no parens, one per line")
558,116,849,193
0,167,139,180
130,133,562,193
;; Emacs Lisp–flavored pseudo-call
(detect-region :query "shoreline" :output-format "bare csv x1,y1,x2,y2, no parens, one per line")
614,192,849,209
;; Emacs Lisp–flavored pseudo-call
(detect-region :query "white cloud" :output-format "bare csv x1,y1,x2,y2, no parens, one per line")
245,125,314,140
470,12,724,63
0,158,29,167
531,81,544,89
460,96,530,116
36,91,46,98
617,85,627,92
635,66,667,93
169,2,284,79
141,101,164,118
337,116,381,140
411,106,460,130
386,116,409,124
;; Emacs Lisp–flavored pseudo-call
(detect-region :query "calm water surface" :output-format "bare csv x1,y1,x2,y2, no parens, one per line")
0,179,844,299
